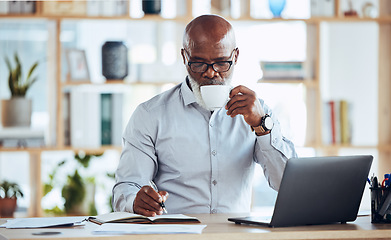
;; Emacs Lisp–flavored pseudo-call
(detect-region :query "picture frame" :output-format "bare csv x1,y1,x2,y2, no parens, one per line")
65,49,90,82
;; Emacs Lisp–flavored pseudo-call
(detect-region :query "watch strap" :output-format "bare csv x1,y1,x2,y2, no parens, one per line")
251,114,272,135
251,125,266,135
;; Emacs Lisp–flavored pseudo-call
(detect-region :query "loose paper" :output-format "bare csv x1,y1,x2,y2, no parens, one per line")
93,223,207,234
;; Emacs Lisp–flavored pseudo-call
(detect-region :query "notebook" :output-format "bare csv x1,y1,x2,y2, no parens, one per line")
89,212,200,225
228,155,373,227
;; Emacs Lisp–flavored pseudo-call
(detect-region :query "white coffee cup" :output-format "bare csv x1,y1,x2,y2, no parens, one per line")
200,85,231,111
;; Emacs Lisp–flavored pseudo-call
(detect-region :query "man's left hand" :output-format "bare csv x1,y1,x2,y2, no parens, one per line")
225,85,264,127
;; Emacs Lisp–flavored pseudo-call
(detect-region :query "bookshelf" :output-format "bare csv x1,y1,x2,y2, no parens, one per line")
0,0,390,217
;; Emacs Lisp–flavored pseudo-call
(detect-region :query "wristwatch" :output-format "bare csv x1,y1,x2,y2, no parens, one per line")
252,114,274,135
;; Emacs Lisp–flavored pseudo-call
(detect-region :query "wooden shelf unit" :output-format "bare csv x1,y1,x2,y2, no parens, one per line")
0,0,390,217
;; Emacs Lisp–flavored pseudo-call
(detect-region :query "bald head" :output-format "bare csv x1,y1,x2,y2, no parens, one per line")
183,15,236,52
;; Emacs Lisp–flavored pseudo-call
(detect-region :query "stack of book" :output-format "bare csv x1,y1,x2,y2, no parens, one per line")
86,0,128,16
0,127,45,148
310,0,335,17
64,89,124,149
0,1,36,15
41,0,128,17
260,61,305,80
323,100,352,145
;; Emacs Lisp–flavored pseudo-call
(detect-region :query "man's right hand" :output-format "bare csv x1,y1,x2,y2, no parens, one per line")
133,186,168,217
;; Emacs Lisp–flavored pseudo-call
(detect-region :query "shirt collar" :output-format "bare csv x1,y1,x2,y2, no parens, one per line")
181,77,197,106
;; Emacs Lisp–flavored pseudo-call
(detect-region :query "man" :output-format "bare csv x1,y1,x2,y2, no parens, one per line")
112,14,297,217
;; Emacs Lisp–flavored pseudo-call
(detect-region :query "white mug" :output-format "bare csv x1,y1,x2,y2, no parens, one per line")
200,85,231,111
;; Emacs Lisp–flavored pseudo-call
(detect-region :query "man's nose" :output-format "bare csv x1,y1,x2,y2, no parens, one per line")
202,64,219,79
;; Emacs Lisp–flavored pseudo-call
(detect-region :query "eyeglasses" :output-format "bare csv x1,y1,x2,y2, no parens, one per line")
184,48,237,73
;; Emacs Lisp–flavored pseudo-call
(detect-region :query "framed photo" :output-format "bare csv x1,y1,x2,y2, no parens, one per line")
65,49,90,82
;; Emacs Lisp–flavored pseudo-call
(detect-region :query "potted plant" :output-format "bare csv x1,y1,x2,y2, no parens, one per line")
2,53,39,127
0,180,24,218
43,152,102,216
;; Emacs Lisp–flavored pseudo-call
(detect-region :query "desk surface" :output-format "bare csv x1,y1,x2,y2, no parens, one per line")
1,214,391,240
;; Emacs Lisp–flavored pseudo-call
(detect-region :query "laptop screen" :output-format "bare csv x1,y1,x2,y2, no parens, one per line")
270,155,373,227
228,155,373,227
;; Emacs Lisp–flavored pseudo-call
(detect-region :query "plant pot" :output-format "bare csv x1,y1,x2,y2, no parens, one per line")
142,0,161,14
1,97,32,127
0,197,17,218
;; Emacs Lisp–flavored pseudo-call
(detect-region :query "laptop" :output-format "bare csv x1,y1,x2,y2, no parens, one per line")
228,155,373,227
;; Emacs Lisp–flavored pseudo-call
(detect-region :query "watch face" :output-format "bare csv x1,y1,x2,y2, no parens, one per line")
264,116,274,130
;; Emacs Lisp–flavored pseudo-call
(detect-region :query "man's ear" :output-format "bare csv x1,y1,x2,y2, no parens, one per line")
181,49,186,65
234,48,239,64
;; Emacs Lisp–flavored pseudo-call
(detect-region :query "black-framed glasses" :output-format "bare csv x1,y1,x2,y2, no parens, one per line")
184,48,237,73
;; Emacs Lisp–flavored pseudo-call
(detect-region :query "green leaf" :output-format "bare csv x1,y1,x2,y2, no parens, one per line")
14,62,22,87
8,72,15,96
26,61,38,82
43,184,53,196
0,180,24,198
5,53,39,97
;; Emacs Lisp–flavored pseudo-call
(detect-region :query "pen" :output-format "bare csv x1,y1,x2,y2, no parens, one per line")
149,180,168,214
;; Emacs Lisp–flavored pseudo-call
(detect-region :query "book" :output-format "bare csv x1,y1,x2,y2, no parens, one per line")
322,101,332,144
339,100,351,144
0,127,45,139
21,1,36,14
323,100,352,145
260,61,305,80
100,93,123,146
311,0,334,17
0,127,45,148
115,0,128,16
88,212,201,225
0,1,9,14
101,1,116,16
8,1,21,14
111,93,124,146
328,100,337,144
0,138,44,148
86,0,128,17
101,93,112,145
86,0,101,16
42,1,86,16
70,89,101,148
63,92,71,146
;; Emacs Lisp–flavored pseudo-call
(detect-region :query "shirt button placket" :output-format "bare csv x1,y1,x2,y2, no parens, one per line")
209,115,218,215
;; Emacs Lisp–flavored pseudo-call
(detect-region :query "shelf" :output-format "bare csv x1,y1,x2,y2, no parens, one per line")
61,80,178,87
377,145,391,152
0,14,189,22
2,14,391,24
258,79,318,88
318,144,378,150
306,17,391,23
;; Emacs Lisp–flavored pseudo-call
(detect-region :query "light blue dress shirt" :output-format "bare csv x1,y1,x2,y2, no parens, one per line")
113,80,297,214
